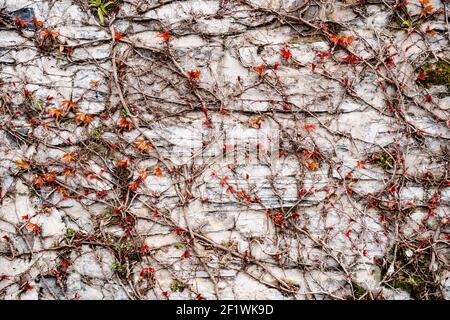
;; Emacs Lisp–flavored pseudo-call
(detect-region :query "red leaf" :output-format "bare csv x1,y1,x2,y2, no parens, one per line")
187,70,201,81
280,47,292,60
298,188,307,197
341,54,361,64
316,51,330,60
154,166,163,177
273,212,283,226
389,185,397,195
140,267,155,277
174,228,185,236
15,17,29,28
139,245,150,255
114,31,123,41
22,282,33,291
195,293,205,300
60,259,72,269
159,32,171,41
416,73,427,81
128,178,142,192
180,250,190,259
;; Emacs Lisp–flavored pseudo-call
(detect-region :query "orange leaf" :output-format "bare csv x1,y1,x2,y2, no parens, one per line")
61,99,78,111
305,161,320,171
134,137,152,152
117,159,128,168
34,175,46,188
62,153,76,163
63,168,75,177
329,34,353,47
138,169,149,180
420,5,433,18
45,171,57,184
117,117,134,130
219,176,228,186
303,149,320,159
15,159,30,170
74,112,94,126
32,16,44,29
89,80,100,88
26,222,41,234
154,167,163,177
249,116,263,128
48,107,62,119
425,26,436,37
254,64,266,75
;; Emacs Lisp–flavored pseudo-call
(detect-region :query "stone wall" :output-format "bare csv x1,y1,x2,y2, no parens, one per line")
0,0,448,300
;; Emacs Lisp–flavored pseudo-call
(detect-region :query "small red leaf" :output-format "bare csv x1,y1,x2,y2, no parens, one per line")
180,250,190,259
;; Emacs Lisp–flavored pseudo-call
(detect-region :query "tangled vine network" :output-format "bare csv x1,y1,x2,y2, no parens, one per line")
0,0,449,300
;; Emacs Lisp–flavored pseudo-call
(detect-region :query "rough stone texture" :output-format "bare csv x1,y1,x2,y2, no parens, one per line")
0,0,448,300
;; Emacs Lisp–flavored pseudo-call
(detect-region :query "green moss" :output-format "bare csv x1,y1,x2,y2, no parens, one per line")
380,245,442,299
92,125,104,140
352,281,366,299
102,207,115,219
370,150,394,170
64,227,81,241
115,240,134,252
112,261,127,278
170,280,187,292
420,60,450,87
391,278,416,293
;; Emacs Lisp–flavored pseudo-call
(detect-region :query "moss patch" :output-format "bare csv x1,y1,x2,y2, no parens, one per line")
419,60,450,88
379,244,443,299
352,281,367,299
370,150,395,170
